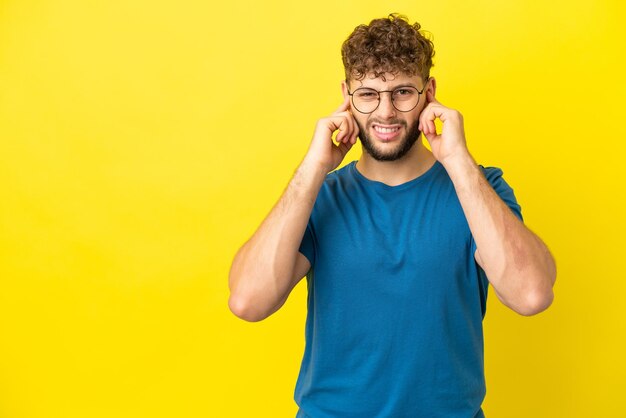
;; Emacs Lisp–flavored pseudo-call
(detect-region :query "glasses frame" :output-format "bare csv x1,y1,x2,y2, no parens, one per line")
347,84,427,114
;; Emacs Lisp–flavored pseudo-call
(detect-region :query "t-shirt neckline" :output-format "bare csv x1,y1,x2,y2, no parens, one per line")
348,159,442,191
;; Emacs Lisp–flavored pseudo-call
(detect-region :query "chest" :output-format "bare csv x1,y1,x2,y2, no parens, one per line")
310,182,474,302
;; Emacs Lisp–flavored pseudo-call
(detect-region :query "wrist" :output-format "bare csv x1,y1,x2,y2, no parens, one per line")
441,150,478,180
299,154,331,183
302,150,333,176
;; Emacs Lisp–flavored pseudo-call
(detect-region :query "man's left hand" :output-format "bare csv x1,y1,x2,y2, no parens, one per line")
419,91,470,166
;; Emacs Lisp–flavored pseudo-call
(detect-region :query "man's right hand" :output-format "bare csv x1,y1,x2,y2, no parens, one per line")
304,96,360,173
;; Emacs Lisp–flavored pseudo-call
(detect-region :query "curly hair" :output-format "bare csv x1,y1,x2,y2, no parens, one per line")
341,14,435,83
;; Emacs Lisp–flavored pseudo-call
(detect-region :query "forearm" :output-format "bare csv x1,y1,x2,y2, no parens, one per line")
228,157,327,321
444,153,556,315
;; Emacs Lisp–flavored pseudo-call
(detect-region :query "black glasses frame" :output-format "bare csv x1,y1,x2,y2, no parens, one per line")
347,85,426,114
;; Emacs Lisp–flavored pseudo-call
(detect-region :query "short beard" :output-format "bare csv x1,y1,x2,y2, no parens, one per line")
355,118,422,162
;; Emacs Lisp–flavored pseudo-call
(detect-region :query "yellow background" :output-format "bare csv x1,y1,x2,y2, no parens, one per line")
1,0,625,416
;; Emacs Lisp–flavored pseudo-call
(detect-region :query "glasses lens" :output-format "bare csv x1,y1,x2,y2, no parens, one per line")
352,88,379,113
351,87,421,113
392,87,419,112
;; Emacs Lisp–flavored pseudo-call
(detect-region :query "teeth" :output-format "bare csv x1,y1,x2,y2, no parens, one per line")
374,126,400,133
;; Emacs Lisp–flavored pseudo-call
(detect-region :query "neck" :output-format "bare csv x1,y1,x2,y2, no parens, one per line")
355,139,437,186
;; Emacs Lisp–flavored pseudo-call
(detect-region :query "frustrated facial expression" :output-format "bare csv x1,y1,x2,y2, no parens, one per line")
347,73,429,161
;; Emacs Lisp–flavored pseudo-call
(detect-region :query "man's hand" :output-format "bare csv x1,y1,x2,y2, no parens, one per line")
419,91,470,167
305,96,359,173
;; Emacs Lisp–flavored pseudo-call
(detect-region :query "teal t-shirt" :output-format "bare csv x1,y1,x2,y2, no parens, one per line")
296,160,522,418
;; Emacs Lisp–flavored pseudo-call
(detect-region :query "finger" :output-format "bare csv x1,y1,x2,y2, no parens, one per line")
345,112,357,144
340,112,354,143
336,138,354,158
419,104,434,135
349,113,360,144
351,121,360,144
334,95,351,115
337,111,356,144
334,115,347,143
421,103,447,135
424,114,437,136
428,119,437,136
334,114,353,144
423,130,440,144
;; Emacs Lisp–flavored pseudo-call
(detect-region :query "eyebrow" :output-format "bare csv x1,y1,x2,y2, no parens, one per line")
357,83,420,91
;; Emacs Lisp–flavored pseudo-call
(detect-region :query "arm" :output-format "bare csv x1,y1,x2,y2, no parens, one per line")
228,97,359,322
445,154,556,315
419,92,556,316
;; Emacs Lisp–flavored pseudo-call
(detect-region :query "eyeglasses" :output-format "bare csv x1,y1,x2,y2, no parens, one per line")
347,85,426,114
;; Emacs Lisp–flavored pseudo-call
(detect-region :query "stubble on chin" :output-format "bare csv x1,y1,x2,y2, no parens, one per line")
355,119,422,162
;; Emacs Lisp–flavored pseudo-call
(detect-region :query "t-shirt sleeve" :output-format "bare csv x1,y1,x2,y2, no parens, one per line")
484,165,523,220
298,222,316,266
470,165,523,259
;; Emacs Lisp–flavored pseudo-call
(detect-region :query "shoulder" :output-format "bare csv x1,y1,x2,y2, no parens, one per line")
320,161,358,190
327,161,356,180
479,165,514,191
310,162,357,210
479,165,504,181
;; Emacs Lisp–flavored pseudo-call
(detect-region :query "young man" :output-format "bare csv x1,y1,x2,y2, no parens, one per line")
229,14,556,418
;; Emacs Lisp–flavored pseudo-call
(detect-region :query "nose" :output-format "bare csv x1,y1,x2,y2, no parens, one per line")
375,91,397,119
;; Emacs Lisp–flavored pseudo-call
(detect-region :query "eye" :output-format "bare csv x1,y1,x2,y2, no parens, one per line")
355,89,378,100
393,88,417,101
394,88,414,96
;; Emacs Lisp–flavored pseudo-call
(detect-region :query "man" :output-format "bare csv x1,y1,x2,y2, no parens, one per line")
229,14,556,418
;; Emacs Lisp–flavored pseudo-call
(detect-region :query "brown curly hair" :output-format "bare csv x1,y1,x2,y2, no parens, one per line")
341,14,435,83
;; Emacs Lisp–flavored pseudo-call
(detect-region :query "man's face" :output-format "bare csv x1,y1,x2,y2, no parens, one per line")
346,73,430,162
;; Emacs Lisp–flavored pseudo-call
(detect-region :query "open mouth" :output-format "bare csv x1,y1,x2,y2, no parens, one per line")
372,124,402,141
373,125,401,133
372,125,400,134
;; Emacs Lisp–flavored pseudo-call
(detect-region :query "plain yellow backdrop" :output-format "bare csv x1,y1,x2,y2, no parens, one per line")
1,0,625,417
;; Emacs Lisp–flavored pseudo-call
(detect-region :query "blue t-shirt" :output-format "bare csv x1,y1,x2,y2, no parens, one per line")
295,160,522,418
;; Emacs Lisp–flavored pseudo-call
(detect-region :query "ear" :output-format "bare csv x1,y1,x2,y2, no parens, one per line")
341,80,349,100
427,77,437,101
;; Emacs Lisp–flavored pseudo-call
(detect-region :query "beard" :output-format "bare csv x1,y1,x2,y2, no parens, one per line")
354,117,422,162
